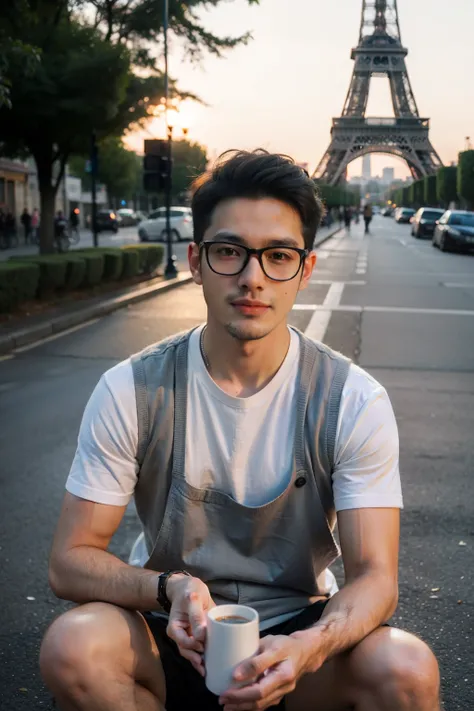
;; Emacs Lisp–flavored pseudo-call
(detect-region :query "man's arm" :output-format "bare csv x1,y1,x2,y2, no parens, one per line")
49,492,161,611
291,507,400,673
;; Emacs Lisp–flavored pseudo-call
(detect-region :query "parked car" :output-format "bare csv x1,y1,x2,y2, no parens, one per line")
138,207,193,242
381,207,394,217
117,209,144,227
87,209,122,233
411,207,445,239
395,207,415,224
432,210,474,252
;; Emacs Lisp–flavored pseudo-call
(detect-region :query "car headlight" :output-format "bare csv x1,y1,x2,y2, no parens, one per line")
448,228,460,236
420,220,427,224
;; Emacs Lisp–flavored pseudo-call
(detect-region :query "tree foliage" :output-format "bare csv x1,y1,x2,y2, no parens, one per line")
437,166,458,208
170,138,208,201
69,138,143,202
457,150,474,210
424,175,437,206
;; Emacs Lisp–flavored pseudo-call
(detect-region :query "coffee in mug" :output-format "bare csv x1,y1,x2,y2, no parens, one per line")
215,615,249,624
205,604,259,696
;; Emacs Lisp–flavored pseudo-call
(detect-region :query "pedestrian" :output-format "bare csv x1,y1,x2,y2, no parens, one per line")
20,207,32,244
31,208,40,244
363,202,373,234
54,210,68,252
338,205,344,225
40,149,441,711
69,207,80,238
343,206,352,232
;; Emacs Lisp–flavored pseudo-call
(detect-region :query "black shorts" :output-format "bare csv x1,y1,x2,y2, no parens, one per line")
143,599,330,711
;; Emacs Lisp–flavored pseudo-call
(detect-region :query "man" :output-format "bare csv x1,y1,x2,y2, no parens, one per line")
54,210,68,252
363,203,373,234
20,207,32,244
40,150,440,711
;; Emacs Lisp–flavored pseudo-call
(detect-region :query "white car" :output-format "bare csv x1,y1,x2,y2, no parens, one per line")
138,207,193,242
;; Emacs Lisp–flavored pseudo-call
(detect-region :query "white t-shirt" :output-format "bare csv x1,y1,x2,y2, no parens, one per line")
66,326,402,625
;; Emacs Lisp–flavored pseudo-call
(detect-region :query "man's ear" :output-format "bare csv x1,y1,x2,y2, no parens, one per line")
188,242,203,285
299,251,317,292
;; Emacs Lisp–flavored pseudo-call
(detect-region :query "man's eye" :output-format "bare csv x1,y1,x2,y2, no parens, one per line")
216,247,239,257
268,250,293,261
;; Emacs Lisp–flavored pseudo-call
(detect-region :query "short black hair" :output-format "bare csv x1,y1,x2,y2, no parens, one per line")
191,149,324,251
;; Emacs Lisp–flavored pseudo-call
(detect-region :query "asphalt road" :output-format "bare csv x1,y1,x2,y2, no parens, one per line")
1,217,473,709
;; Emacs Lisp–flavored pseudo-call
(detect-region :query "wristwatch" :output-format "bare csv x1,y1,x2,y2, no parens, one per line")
157,570,191,613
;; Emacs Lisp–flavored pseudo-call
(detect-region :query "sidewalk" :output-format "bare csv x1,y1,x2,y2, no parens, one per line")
0,225,341,355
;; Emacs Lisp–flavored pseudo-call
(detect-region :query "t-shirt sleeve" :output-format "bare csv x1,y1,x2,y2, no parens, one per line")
66,360,139,506
332,365,403,512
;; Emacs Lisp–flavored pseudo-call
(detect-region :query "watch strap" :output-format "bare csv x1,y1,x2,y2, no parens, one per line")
157,570,191,613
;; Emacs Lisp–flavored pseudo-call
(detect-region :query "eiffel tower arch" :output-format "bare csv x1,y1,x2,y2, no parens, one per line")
313,0,443,185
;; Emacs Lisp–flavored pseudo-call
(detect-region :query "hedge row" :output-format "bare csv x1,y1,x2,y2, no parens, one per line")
0,244,164,313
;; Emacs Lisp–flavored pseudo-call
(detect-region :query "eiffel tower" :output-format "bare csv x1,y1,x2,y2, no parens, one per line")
313,0,443,184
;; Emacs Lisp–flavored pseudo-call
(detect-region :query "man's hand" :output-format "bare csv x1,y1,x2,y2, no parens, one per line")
166,575,216,676
218,634,311,711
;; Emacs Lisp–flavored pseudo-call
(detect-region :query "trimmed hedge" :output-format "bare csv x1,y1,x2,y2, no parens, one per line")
121,248,140,278
122,244,164,274
4,244,164,312
75,248,123,281
0,262,40,312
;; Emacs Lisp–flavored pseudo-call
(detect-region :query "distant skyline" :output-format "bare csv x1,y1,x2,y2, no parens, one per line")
127,0,474,180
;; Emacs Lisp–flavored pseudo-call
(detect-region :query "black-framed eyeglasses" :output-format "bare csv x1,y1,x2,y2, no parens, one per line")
200,241,308,282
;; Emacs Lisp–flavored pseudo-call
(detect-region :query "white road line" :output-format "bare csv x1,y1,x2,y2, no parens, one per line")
303,282,345,341
14,318,101,353
443,283,474,288
310,280,366,285
294,305,474,316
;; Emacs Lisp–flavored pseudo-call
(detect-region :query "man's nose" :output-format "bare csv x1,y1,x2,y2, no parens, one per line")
237,253,266,288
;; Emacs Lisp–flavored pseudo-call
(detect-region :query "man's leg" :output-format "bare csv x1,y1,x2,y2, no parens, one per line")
40,602,166,711
286,627,441,711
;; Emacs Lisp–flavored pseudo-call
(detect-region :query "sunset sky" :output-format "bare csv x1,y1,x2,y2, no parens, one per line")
127,0,474,180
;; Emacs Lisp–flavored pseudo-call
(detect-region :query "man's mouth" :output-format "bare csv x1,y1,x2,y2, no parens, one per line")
230,299,270,315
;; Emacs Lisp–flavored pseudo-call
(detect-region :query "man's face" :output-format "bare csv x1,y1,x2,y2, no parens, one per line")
189,197,316,341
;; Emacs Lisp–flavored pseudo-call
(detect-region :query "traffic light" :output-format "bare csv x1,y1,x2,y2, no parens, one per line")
143,140,172,193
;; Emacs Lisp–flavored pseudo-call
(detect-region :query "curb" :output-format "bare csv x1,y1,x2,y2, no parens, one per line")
0,228,342,356
0,272,194,356
314,225,343,248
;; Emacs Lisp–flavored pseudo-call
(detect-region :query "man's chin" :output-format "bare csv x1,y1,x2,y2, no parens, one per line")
225,320,273,342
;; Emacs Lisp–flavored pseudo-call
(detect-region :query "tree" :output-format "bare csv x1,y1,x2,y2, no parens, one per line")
171,139,208,202
69,138,142,204
0,0,259,252
457,150,474,210
424,175,437,206
437,166,458,208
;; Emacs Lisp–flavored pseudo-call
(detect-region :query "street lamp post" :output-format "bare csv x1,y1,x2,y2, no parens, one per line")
163,0,178,279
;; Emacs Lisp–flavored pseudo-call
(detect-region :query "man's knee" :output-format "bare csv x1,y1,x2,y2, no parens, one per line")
40,603,144,692
349,627,440,706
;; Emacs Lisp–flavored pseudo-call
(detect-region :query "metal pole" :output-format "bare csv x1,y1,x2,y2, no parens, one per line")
164,0,177,278
91,131,98,248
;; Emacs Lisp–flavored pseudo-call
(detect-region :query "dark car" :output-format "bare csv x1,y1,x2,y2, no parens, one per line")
411,207,445,239
432,210,474,253
89,209,122,233
395,207,415,224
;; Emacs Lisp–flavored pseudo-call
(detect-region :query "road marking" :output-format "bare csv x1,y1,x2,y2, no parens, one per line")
310,280,366,285
0,354,14,363
443,283,474,288
293,305,474,316
14,318,101,353
303,282,345,341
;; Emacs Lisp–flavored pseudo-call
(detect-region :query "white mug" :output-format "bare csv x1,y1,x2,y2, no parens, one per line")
205,604,260,696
